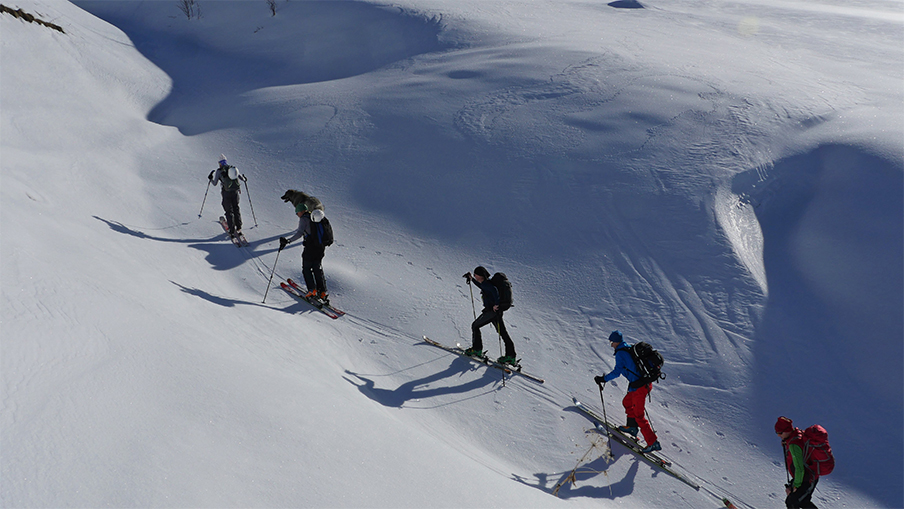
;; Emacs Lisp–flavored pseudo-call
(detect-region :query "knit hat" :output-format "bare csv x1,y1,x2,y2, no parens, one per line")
608,330,624,344
775,416,794,434
218,154,227,166
295,202,308,214
473,266,491,279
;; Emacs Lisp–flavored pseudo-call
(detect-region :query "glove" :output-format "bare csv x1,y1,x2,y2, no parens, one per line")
279,237,288,250
208,170,214,181
462,272,472,283
240,174,248,182
594,375,606,386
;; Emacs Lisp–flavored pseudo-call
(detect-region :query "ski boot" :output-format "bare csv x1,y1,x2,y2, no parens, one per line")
497,355,519,367
464,347,486,359
617,426,639,438
641,441,662,454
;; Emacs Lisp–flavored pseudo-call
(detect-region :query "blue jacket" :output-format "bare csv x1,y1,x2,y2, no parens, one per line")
474,278,499,312
602,343,642,392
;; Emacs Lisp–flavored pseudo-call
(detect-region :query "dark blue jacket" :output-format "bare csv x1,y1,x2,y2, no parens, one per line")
602,343,642,392
474,278,499,312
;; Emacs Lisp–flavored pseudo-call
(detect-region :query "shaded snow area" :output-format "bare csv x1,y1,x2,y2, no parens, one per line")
2,0,901,507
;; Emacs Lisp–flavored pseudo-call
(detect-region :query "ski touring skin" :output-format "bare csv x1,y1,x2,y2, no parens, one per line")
572,397,701,490
287,279,345,317
280,281,341,319
422,336,544,384
219,216,249,247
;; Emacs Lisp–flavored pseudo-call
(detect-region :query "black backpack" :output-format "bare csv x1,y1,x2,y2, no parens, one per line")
311,218,334,247
490,272,513,311
625,342,665,388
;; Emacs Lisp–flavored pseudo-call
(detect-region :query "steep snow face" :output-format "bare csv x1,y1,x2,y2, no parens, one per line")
3,0,902,508
730,144,903,504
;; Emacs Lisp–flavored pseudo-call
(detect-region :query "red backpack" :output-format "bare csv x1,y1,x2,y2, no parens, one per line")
802,425,835,476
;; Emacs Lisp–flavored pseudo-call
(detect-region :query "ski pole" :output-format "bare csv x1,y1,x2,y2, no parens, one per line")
495,320,503,359
262,245,282,303
645,389,659,436
243,177,257,227
199,179,211,217
782,442,791,486
598,382,614,457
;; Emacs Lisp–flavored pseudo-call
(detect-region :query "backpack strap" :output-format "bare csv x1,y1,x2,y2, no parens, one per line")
620,344,643,381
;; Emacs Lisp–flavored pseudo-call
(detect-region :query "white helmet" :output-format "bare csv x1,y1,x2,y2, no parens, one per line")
311,209,325,223
227,166,239,180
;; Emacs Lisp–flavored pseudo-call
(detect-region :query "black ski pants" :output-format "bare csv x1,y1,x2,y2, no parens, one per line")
786,477,818,508
301,246,327,294
471,309,515,357
221,190,242,234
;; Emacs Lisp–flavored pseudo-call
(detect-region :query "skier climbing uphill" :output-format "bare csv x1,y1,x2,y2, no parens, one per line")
462,266,516,364
207,154,246,237
776,416,821,508
594,330,661,453
279,200,333,302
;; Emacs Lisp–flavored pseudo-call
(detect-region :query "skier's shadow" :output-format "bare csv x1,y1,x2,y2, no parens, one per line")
526,456,639,500
609,0,643,8
512,426,642,500
171,281,318,316
95,215,238,270
94,216,208,243
344,356,502,408
94,215,284,271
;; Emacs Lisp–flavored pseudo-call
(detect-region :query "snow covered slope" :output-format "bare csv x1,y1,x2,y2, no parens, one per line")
2,0,901,507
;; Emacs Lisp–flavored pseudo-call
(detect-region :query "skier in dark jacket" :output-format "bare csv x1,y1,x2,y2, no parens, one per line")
462,266,516,364
594,330,661,453
279,203,330,301
208,154,246,236
776,416,819,508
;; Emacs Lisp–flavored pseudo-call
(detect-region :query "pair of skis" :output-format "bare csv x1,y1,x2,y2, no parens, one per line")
219,216,249,247
572,397,701,490
570,400,745,509
280,278,344,319
422,336,544,384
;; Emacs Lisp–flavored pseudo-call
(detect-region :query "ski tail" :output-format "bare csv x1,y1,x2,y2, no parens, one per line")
218,216,241,247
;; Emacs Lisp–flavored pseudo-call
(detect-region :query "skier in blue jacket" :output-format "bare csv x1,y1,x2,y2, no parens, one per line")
594,330,661,453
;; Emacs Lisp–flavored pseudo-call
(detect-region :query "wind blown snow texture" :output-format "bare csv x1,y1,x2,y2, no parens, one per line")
2,0,901,508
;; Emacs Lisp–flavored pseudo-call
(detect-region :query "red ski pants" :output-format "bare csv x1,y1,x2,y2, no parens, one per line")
623,383,657,446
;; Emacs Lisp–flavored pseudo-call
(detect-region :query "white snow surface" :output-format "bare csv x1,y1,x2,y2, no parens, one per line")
2,0,902,507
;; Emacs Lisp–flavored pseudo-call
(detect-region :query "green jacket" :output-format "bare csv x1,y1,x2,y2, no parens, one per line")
783,431,809,489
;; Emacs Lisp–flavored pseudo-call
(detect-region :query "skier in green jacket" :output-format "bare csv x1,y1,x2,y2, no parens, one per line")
776,416,818,508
